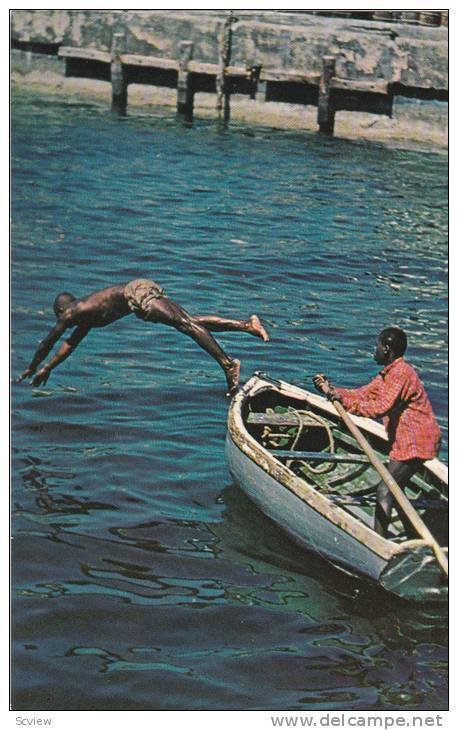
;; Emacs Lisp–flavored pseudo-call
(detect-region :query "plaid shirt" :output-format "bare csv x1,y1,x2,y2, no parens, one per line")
334,357,441,461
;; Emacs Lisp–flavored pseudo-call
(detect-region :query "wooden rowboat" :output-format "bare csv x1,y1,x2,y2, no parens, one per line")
225,373,448,602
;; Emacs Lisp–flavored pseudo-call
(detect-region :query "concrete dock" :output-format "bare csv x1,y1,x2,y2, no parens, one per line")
10,10,448,147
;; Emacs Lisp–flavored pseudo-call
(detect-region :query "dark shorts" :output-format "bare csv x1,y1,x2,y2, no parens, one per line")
376,458,423,510
125,278,165,320
384,458,423,489
376,458,424,537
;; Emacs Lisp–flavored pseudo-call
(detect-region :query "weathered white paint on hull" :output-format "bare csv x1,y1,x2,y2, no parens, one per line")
226,432,387,582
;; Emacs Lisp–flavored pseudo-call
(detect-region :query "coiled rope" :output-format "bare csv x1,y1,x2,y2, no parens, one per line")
263,406,336,475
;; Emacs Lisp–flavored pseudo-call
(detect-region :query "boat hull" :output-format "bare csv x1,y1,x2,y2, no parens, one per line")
226,431,388,581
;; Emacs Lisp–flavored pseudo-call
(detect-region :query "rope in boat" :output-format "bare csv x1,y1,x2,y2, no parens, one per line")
287,407,336,475
262,406,336,475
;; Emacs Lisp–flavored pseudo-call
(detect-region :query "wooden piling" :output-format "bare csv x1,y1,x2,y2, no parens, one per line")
111,31,127,112
256,79,267,104
318,56,336,135
247,63,264,102
216,12,235,122
177,40,194,118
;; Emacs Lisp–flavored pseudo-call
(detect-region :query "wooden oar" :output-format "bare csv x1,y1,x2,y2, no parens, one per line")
328,395,448,578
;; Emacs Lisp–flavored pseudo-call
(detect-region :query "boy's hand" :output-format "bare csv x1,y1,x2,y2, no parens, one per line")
13,367,35,384
30,367,50,387
313,373,330,394
313,374,342,402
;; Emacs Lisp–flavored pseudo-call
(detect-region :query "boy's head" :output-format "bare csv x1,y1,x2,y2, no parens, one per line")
374,327,407,365
53,292,76,318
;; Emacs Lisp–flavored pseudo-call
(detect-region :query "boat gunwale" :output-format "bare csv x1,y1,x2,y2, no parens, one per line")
227,375,447,563
273,378,448,485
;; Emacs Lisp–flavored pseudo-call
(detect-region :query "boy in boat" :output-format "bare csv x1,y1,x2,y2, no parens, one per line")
14,278,269,396
313,327,441,537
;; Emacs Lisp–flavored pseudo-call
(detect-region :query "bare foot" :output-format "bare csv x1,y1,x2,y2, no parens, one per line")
249,315,270,342
225,358,241,396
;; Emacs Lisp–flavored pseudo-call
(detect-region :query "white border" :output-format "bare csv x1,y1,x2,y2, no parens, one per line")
5,2,453,727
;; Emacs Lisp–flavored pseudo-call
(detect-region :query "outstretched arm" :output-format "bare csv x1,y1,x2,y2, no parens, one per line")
334,374,404,420
30,325,90,386
14,319,69,383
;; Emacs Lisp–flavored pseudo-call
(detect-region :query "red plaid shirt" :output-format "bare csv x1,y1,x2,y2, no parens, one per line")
334,357,441,461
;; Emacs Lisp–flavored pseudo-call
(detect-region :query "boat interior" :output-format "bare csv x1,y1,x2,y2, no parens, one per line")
243,387,448,547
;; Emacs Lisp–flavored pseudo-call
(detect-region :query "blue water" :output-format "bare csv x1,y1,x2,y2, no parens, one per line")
11,91,448,711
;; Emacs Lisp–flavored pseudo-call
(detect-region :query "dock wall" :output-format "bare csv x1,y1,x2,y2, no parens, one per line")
10,10,448,141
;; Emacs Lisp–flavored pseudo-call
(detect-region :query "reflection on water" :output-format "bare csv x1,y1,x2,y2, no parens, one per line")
12,91,447,710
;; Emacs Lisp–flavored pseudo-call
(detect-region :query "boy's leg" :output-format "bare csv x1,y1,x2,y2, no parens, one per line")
194,314,269,341
145,297,240,393
374,459,422,537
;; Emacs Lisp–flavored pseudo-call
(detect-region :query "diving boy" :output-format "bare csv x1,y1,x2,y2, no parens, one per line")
14,278,269,396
